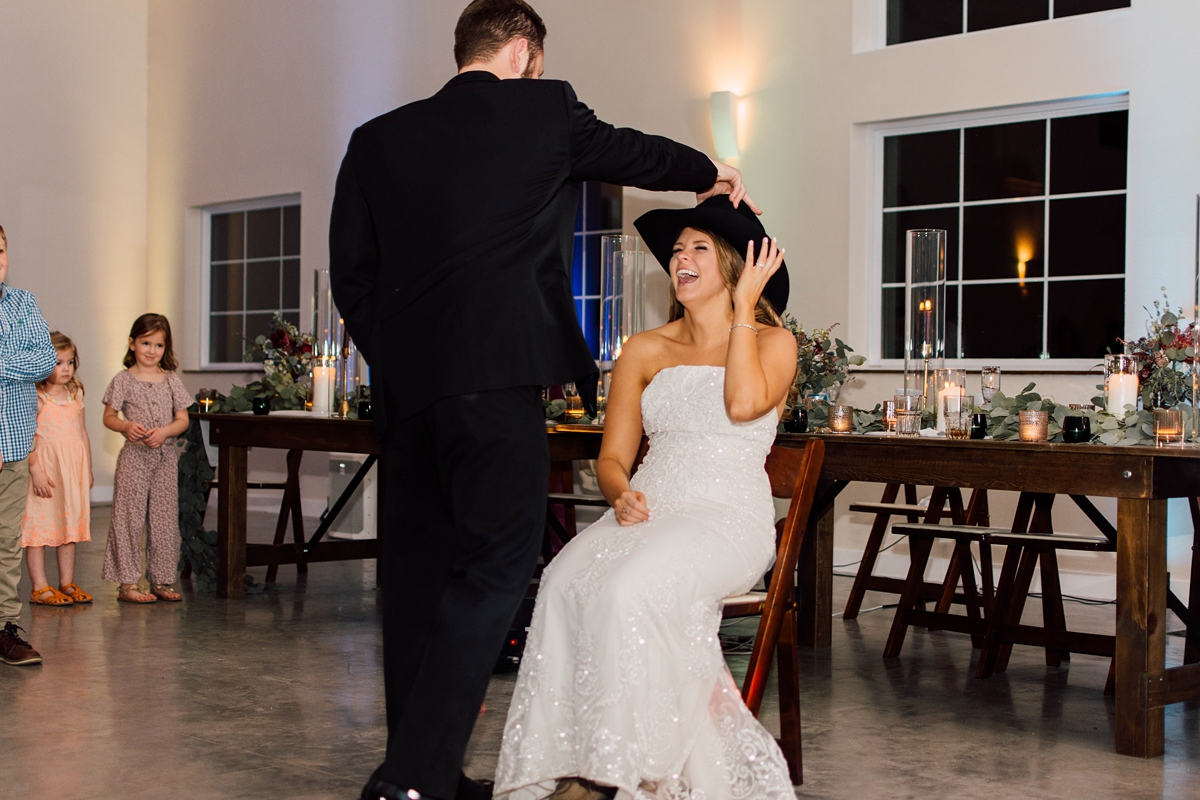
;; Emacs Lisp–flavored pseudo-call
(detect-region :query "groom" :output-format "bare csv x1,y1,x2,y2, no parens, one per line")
329,3,755,799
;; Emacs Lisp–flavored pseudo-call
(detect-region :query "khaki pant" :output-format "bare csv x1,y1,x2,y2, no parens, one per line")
0,459,31,625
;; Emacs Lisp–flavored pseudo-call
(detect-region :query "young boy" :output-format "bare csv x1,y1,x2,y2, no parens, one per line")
0,225,58,666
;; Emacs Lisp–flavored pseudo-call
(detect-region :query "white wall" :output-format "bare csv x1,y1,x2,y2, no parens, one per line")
0,0,149,499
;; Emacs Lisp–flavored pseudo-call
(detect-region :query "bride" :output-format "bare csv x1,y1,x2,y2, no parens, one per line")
494,195,798,800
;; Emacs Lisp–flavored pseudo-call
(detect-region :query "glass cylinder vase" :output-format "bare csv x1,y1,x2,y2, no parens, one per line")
904,229,948,406
311,269,343,416
599,235,647,397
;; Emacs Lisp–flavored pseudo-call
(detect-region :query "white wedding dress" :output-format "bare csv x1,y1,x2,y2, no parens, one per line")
495,365,794,800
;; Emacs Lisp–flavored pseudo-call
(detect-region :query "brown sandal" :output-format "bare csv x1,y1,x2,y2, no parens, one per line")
59,583,92,604
30,586,73,606
151,584,182,602
117,584,157,604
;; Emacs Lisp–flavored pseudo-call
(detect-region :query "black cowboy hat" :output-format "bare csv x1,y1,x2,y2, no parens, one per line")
633,194,789,314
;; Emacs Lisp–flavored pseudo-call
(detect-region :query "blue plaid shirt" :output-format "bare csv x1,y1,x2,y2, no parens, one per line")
0,284,56,462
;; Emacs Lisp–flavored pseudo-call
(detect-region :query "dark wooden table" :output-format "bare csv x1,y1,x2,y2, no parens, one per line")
772,431,1200,760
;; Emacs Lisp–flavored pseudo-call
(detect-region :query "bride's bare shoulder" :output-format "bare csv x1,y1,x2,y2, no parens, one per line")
615,324,682,377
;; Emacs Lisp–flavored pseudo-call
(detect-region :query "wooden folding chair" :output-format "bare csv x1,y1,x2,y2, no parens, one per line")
721,438,825,786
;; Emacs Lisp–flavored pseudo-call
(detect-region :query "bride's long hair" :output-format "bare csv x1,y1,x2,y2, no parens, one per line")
667,229,784,329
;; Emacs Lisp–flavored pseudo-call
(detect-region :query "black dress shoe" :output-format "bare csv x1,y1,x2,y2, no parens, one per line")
457,774,494,800
361,767,426,800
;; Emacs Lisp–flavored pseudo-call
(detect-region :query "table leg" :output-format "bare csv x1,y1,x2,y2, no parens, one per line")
1115,497,1167,757
798,480,834,649
217,444,248,599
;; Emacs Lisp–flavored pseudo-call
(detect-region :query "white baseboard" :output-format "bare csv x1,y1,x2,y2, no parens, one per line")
830,546,1181,604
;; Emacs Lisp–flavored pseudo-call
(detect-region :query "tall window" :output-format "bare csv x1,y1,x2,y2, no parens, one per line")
878,100,1127,361
203,197,301,367
572,182,623,357
887,0,1130,46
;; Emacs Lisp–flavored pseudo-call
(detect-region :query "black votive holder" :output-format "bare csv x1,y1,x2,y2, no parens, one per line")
251,396,271,416
784,408,807,434
970,413,988,440
1063,415,1091,443
357,399,373,421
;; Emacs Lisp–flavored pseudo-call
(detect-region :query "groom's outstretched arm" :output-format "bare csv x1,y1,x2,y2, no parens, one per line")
563,82,717,194
329,133,378,364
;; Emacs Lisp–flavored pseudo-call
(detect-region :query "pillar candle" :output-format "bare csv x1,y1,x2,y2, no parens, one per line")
1106,373,1138,415
312,364,334,416
936,383,963,432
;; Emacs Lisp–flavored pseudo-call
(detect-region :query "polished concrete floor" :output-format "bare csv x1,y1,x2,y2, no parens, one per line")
3,507,1199,799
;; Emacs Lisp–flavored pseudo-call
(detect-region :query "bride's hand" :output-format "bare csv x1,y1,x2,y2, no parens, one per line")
613,490,650,526
732,236,785,314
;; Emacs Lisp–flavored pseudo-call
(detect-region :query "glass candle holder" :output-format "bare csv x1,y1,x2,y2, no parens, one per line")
197,388,217,413
896,409,922,437
933,369,966,432
311,355,336,416
1105,354,1139,415
1063,415,1091,444
981,367,1001,403
251,395,271,416
894,393,924,413
784,407,808,434
1018,410,1049,442
970,413,988,440
1155,408,1184,447
829,405,854,434
942,393,970,440
882,400,897,433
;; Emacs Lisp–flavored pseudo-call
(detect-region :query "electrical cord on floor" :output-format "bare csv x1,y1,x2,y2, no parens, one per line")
833,534,908,569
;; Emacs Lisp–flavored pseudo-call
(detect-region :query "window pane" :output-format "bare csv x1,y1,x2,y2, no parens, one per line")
886,0,963,45
572,236,584,296
882,286,905,359
210,262,244,312
281,311,300,330
1054,0,1130,18
964,120,1046,200
967,0,1048,32
1047,278,1124,358
209,314,243,363
245,313,276,347
598,183,622,231
1049,195,1125,277
211,212,244,262
282,258,300,309
246,207,282,259
283,205,301,257
946,284,961,358
883,208,960,284
246,261,281,311
585,234,602,296
962,283,1044,358
963,201,1044,280
884,130,960,207
1050,111,1127,194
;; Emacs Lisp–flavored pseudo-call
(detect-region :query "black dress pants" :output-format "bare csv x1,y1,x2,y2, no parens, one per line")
378,386,548,799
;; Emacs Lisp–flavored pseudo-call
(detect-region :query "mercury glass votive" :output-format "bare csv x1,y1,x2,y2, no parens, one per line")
1018,410,1049,442
1155,408,1184,447
829,404,854,434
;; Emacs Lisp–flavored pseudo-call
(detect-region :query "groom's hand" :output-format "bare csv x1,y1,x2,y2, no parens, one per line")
698,159,762,215
614,490,650,526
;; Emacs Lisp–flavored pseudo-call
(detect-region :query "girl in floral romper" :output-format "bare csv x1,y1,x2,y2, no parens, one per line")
101,314,192,604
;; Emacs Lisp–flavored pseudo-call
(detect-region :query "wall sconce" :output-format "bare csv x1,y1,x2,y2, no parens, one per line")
710,90,740,160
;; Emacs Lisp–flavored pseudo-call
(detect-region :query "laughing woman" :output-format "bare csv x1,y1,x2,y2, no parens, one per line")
494,195,798,800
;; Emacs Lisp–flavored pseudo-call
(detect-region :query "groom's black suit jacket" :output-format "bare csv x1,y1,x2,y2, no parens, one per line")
329,71,717,434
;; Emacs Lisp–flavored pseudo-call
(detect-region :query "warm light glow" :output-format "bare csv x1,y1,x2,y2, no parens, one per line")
1016,236,1035,287
710,90,741,160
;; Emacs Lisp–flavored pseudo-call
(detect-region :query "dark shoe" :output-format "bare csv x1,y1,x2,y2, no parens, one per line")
361,766,440,800
0,622,43,666
457,774,494,800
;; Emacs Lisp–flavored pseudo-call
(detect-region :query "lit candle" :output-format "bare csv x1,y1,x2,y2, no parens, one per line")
921,299,932,356
312,363,334,415
829,405,854,433
1106,373,1138,415
936,381,963,432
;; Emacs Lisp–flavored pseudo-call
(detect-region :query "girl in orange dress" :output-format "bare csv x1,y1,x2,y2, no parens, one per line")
23,332,94,606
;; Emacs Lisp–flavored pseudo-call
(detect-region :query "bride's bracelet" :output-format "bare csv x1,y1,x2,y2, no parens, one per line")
729,323,758,335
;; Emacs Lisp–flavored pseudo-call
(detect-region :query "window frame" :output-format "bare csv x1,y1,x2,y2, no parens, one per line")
861,93,1129,372
199,193,302,371
876,0,1133,49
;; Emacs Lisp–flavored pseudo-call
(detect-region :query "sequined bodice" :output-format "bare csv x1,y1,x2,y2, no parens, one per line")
631,365,777,522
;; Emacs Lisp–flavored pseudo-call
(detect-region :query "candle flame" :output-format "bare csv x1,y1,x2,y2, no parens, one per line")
1016,236,1034,288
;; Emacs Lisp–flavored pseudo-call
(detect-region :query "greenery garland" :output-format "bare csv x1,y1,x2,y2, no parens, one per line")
802,382,1195,445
